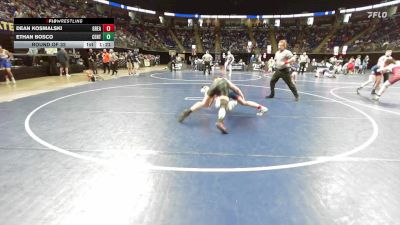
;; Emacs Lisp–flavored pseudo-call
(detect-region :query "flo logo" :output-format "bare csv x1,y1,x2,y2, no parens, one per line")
367,11,388,18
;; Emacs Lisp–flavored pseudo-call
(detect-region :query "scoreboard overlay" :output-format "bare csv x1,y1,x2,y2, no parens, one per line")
13,18,115,49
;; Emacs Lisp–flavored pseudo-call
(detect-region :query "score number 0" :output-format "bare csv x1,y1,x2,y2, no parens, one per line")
102,24,115,32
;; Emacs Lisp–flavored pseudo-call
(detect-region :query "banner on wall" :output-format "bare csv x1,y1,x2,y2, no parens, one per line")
342,46,348,55
169,50,176,56
0,21,14,32
267,45,272,54
334,46,339,56
191,45,196,56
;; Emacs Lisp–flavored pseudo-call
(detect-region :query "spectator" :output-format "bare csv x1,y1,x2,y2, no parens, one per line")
88,49,98,75
109,49,118,76
56,48,70,77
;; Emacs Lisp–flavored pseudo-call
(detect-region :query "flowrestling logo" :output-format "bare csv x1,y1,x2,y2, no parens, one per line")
367,11,388,19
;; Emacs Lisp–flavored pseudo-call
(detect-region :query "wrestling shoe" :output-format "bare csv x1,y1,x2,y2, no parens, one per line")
256,106,268,116
178,109,192,123
215,122,228,134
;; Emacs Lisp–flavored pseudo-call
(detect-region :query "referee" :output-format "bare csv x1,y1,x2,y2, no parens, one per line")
88,49,98,74
202,50,213,75
266,40,299,101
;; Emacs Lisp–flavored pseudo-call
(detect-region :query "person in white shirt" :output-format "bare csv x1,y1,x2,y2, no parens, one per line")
267,57,275,73
299,52,309,75
224,51,235,78
355,55,362,74
311,58,317,66
329,56,337,64
14,8,26,18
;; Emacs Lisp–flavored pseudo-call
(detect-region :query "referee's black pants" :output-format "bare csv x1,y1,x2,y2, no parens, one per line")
267,68,299,98
299,62,307,74
203,61,211,75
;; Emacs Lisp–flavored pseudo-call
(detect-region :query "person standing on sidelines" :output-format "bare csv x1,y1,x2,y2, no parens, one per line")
224,51,234,78
102,49,110,74
265,40,299,101
133,49,141,76
126,50,134,76
299,52,309,75
170,54,177,72
355,55,362,74
267,57,275,73
362,55,369,74
109,49,118,76
56,48,70,77
0,45,16,84
290,53,299,84
88,49,98,75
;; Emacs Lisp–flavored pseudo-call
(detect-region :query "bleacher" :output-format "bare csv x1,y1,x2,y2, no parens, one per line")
1,0,399,55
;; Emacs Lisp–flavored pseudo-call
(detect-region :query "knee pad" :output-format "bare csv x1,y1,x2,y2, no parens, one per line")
218,108,226,121
200,86,209,94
